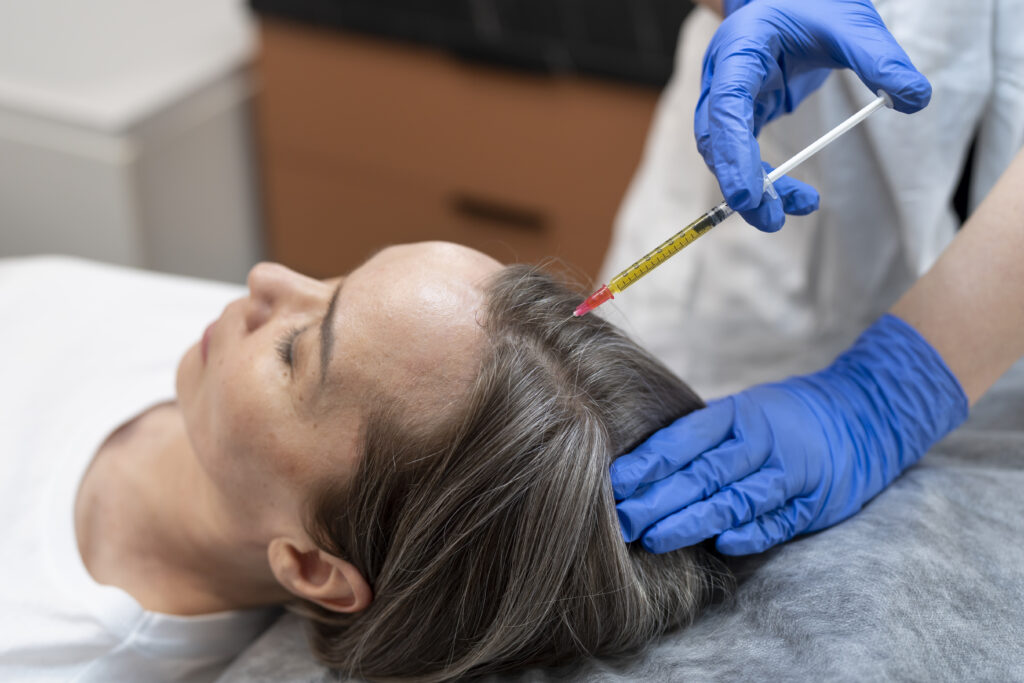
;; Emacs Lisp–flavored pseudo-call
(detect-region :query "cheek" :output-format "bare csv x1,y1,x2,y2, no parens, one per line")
180,351,286,482
177,344,362,503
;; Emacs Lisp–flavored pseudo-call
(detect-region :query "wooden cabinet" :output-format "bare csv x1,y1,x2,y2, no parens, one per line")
254,19,659,281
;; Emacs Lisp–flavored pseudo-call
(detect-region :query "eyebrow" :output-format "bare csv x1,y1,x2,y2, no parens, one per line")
319,281,344,388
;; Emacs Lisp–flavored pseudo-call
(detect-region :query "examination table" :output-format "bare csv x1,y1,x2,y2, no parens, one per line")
219,351,1024,681
16,257,1016,681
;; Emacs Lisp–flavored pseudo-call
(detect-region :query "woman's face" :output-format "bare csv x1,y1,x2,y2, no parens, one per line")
176,242,501,539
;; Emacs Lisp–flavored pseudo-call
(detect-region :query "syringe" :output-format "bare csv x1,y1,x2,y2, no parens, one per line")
573,91,893,317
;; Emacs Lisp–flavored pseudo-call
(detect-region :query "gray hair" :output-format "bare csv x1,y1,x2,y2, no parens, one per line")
299,264,731,680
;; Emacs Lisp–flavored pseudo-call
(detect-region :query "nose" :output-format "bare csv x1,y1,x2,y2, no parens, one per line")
244,262,326,331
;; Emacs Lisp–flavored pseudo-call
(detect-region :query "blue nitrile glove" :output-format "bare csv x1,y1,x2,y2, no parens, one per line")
611,314,967,555
696,0,933,232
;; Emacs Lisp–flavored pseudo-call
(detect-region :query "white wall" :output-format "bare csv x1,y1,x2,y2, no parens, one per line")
0,0,260,283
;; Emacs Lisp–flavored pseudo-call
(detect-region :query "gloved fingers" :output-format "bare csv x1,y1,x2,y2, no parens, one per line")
694,80,713,168
737,197,786,233
834,12,932,113
614,439,770,542
761,162,819,216
732,149,821,232
695,40,725,170
696,77,777,168
706,51,773,217
722,0,749,15
714,496,816,555
750,88,786,138
782,67,831,116
610,399,735,500
637,469,789,553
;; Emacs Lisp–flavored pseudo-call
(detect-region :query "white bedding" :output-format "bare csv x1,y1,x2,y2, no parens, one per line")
9,257,1019,681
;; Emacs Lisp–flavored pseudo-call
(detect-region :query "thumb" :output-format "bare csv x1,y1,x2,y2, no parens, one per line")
763,162,820,216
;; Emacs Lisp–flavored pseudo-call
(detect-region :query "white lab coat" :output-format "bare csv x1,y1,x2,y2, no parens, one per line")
600,1,1024,398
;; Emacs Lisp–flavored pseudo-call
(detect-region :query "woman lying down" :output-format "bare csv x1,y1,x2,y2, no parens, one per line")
0,242,732,682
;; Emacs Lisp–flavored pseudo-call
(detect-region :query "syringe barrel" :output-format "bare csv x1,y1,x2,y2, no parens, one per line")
707,200,733,225
768,94,887,183
608,202,732,293
576,91,890,316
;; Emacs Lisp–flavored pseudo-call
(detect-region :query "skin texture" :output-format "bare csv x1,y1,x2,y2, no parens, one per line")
891,146,1024,405
76,252,725,682
299,265,722,680
75,242,501,616
696,0,725,15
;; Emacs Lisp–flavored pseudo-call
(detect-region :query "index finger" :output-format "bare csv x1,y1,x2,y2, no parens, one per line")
639,471,788,553
706,50,771,212
611,399,734,500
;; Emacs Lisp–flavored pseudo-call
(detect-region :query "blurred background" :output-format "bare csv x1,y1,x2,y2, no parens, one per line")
0,0,693,283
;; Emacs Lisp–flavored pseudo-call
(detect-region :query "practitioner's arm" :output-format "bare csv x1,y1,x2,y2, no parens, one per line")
695,0,724,15
891,147,1024,405
611,146,1024,556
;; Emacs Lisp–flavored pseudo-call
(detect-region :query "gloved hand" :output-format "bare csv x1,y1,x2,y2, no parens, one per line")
611,314,967,555
696,0,933,232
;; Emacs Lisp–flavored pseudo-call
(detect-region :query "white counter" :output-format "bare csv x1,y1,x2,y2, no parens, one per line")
0,0,261,282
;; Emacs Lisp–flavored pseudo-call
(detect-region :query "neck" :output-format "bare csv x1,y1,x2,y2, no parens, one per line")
75,403,290,615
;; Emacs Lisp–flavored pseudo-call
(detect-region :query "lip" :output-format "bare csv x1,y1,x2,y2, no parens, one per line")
201,321,216,364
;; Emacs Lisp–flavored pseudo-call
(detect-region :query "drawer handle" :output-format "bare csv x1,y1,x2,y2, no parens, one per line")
450,193,548,232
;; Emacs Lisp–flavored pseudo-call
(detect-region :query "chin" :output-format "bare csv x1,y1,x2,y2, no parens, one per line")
174,348,214,472
175,343,200,409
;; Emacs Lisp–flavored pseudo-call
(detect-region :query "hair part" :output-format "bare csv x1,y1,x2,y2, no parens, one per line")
298,264,732,681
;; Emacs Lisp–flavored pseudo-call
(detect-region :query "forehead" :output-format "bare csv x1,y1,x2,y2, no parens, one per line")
328,242,501,414
347,242,499,312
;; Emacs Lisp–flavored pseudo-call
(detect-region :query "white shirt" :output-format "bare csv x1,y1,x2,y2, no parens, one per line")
0,257,277,683
601,1,1024,397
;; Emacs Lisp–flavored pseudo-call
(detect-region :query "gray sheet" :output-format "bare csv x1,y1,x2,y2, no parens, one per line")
218,363,1024,682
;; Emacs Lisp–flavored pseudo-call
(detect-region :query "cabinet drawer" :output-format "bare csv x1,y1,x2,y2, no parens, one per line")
255,19,658,278
264,147,608,281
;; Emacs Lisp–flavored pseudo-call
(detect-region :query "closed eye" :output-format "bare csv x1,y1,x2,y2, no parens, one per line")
275,326,301,368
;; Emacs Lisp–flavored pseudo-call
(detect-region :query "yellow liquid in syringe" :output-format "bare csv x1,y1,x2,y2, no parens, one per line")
573,201,731,317
573,92,894,317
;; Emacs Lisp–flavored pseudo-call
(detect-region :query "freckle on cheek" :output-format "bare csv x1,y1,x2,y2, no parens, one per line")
272,453,303,482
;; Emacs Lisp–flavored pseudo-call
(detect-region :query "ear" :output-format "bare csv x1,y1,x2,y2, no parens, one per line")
267,538,373,614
